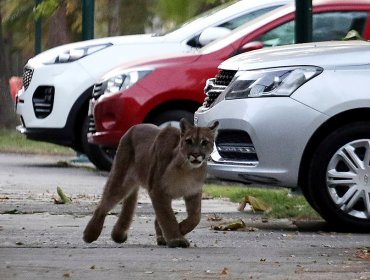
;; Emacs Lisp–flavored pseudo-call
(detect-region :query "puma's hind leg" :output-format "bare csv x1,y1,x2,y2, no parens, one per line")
111,187,139,243
83,132,135,244
83,172,133,243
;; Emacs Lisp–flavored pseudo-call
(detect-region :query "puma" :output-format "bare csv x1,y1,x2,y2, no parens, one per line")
83,118,218,248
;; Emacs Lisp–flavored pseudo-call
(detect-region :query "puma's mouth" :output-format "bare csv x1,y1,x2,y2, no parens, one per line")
188,155,204,168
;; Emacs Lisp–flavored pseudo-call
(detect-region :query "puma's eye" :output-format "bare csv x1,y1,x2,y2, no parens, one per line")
185,138,193,145
201,140,209,146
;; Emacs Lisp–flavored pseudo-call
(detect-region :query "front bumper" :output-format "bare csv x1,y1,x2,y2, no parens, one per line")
16,125,76,148
16,61,93,129
195,97,328,187
88,86,148,147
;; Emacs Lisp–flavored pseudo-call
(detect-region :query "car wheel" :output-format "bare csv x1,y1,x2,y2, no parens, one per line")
81,115,115,171
307,122,370,231
150,110,194,128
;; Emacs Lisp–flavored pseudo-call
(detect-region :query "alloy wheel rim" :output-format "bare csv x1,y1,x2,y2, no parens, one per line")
158,121,180,129
326,139,370,220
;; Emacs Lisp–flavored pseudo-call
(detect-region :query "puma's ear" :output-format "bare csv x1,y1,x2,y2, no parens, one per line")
180,118,192,135
209,120,219,131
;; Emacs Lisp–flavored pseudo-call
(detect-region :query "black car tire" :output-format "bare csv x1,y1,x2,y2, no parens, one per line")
150,110,194,127
81,115,115,171
82,110,194,171
307,122,370,231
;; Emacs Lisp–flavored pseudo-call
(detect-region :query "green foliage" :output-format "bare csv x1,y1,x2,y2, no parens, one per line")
0,129,74,155
155,0,234,26
204,185,320,220
33,0,60,19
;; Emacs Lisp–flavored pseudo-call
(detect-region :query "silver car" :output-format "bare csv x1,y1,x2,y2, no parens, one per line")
195,40,370,231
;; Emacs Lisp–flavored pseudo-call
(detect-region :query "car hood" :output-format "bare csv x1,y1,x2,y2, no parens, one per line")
29,34,166,64
220,41,370,71
98,53,201,82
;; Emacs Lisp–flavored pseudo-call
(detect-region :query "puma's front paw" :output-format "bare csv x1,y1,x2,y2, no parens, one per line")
111,229,128,244
156,236,167,246
167,237,190,248
83,213,105,243
83,223,103,243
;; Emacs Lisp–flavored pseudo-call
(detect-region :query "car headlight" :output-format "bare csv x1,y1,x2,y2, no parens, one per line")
225,66,322,99
46,43,112,64
104,69,153,95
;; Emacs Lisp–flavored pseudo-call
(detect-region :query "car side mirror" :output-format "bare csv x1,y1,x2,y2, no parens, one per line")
238,41,264,54
198,27,231,46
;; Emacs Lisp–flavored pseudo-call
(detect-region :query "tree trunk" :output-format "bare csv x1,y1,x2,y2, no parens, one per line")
108,0,120,36
0,5,18,129
45,1,71,49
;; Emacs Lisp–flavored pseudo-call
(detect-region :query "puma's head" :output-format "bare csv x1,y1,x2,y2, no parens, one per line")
179,118,219,169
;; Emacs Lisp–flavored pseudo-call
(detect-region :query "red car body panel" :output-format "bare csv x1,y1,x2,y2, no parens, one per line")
91,0,370,147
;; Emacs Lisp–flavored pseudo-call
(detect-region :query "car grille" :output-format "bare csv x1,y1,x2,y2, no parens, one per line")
88,116,96,133
215,130,258,162
92,82,105,100
23,66,34,90
32,86,54,119
203,69,237,108
88,82,107,133
88,82,104,133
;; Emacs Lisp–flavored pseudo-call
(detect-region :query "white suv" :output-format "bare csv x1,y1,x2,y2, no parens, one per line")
195,40,370,231
15,0,290,165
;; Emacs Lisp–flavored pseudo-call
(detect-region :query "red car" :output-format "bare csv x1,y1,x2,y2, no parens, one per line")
89,0,370,170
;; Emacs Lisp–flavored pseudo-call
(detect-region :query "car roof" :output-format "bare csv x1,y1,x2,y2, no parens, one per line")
221,40,370,70
201,0,370,54
165,0,292,42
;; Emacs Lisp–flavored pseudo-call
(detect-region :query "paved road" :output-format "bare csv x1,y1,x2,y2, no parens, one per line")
0,153,369,280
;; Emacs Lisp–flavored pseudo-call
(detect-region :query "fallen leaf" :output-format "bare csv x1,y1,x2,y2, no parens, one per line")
63,272,71,278
202,193,213,200
238,200,247,211
355,248,370,260
220,267,229,275
243,195,271,212
4,209,20,214
54,186,72,204
212,219,246,231
207,213,223,221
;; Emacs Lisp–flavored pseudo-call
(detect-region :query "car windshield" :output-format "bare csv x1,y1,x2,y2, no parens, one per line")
154,1,238,36
200,4,291,54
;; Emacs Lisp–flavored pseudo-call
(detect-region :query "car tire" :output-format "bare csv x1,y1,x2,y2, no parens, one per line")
307,122,370,231
81,115,115,171
150,110,194,128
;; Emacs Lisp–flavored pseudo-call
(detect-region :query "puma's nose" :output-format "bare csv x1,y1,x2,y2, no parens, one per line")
189,154,203,162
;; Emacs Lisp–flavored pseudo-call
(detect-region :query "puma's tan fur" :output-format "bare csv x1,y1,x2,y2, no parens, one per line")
83,119,218,248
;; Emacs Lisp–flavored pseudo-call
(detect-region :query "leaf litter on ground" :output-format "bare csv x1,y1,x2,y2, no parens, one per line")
53,186,72,204
238,195,271,213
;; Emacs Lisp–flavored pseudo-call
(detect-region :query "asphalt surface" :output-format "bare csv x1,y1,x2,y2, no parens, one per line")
0,152,369,280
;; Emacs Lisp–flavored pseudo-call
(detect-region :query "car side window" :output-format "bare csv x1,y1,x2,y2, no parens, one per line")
186,6,282,48
256,11,368,47
218,6,282,30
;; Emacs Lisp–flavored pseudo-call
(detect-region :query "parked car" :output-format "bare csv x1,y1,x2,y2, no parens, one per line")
15,0,290,162
9,77,22,102
88,0,370,170
194,40,370,231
